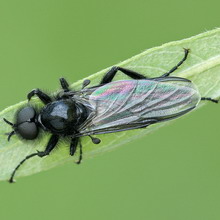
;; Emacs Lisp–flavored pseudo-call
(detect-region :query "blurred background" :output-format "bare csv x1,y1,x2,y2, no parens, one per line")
0,0,220,219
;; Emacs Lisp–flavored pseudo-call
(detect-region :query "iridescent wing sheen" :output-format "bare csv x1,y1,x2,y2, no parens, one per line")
78,79,201,136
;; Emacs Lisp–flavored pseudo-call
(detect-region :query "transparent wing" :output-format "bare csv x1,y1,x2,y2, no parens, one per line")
79,79,200,135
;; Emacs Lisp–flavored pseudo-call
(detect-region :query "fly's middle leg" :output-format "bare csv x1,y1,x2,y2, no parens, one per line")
76,140,83,164
59,78,70,92
160,48,190,77
70,137,79,156
70,137,83,164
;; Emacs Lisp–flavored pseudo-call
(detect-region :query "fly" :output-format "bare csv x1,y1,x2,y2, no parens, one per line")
3,48,218,183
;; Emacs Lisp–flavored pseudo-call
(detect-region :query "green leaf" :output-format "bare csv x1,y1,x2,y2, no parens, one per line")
1,28,220,182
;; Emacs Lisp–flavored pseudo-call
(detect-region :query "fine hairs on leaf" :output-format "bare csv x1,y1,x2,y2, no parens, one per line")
1,28,220,181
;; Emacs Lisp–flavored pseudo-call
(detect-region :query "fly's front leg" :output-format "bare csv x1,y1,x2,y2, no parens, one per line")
100,66,147,84
37,135,59,157
9,134,59,183
160,48,190,77
28,89,52,104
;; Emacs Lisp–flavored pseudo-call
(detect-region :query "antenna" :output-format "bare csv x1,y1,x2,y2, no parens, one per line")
3,118,16,141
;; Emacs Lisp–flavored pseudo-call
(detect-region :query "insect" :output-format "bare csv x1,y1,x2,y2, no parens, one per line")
3,48,218,183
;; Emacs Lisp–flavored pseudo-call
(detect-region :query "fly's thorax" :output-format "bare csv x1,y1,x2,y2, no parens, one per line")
38,99,89,135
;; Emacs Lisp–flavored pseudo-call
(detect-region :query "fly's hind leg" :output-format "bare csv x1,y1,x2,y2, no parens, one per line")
201,97,219,103
100,66,147,84
59,77,91,92
160,48,190,77
100,49,189,84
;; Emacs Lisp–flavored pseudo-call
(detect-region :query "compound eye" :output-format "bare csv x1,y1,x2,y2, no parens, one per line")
17,107,36,124
16,107,38,140
17,122,38,140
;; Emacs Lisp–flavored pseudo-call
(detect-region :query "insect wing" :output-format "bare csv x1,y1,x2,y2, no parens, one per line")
79,79,200,135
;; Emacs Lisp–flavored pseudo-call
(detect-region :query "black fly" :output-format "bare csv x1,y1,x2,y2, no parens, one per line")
3,49,218,182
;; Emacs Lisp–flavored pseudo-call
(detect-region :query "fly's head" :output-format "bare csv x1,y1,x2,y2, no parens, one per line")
4,106,39,141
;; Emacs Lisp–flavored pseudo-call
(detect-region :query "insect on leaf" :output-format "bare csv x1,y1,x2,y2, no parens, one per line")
1,28,220,181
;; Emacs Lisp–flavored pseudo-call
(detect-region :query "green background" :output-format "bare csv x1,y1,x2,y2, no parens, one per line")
0,0,220,219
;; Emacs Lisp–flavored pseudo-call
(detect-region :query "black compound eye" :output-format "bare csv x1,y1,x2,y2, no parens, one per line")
17,122,38,140
17,107,36,124
16,107,39,140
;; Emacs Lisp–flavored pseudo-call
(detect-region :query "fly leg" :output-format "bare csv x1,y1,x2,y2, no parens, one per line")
60,77,91,92
37,135,60,157
9,135,59,183
101,49,189,84
76,140,83,164
27,89,52,104
201,97,219,103
59,78,70,92
70,137,79,156
100,66,147,84
160,48,190,77
70,137,83,164
101,49,189,83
